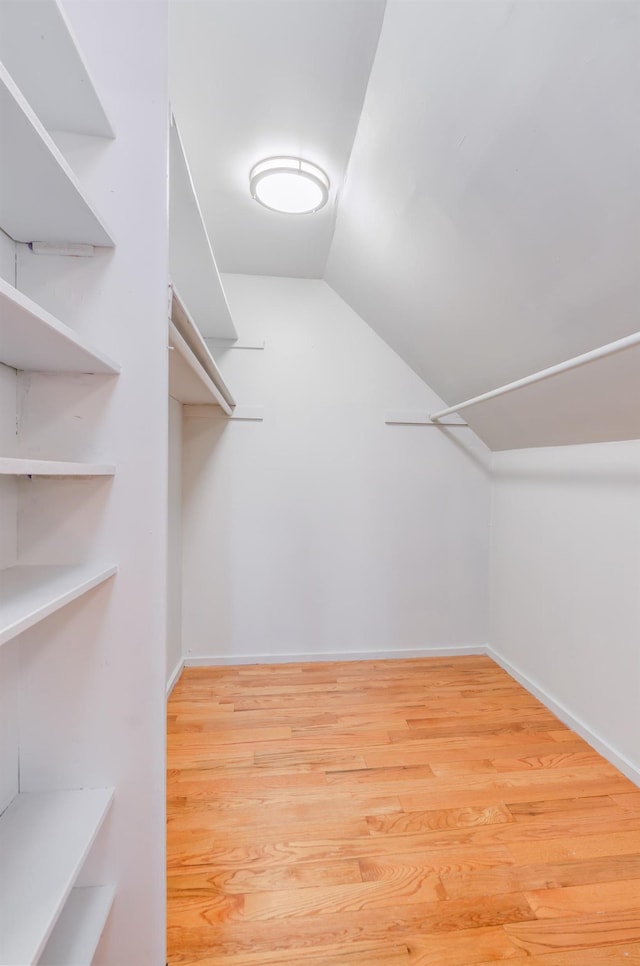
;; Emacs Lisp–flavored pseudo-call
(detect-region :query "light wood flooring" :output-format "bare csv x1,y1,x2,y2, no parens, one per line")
167,655,640,965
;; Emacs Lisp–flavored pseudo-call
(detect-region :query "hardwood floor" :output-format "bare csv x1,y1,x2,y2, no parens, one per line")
167,655,640,965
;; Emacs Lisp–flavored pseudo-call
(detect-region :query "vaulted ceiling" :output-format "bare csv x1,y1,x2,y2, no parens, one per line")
170,0,640,450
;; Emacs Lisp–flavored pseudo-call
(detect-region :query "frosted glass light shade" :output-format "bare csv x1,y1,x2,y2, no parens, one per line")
249,157,329,214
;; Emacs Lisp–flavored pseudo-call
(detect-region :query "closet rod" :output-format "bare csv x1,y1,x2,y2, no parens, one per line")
430,330,640,421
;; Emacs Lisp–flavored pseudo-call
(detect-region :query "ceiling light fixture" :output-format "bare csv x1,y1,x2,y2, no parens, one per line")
249,157,329,214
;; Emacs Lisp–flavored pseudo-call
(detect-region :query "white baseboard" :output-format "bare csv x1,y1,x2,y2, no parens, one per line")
166,658,184,697
485,644,640,788
183,644,485,668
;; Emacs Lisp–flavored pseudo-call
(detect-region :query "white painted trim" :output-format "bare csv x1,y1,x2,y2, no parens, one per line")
166,658,184,697
485,645,640,788
183,645,485,667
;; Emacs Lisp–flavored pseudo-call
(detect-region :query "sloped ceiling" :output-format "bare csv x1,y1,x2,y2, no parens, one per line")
326,0,640,447
170,0,640,450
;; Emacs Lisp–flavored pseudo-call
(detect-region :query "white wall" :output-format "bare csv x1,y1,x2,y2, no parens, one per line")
181,275,491,663
167,396,183,686
490,441,640,782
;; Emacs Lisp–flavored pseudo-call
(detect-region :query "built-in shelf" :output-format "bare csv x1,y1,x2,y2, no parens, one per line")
0,277,120,374
171,287,235,412
0,458,115,477
169,116,236,339
0,563,117,648
0,63,114,246
0,0,114,137
0,788,114,966
169,320,234,411
38,885,116,966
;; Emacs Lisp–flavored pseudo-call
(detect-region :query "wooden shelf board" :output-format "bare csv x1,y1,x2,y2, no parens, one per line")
0,0,114,137
171,287,235,411
0,563,117,648
0,458,115,478
39,884,116,966
169,321,231,410
0,277,120,374
169,117,236,339
0,789,114,966
0,64,114,246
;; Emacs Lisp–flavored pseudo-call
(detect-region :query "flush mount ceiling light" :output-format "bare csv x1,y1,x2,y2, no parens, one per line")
249,157,329,214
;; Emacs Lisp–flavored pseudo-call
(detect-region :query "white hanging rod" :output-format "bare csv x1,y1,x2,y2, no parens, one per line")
430,330,640,422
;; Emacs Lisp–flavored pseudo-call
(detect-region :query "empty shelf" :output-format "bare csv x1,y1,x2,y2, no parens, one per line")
0,788,114,966
169,117,236,339
169,320,232,409
0,459,115,477
0,63,114,246
0,277,120,373
38,885,116,966
0,563,117,648
171,287,235,412
0,0,114,137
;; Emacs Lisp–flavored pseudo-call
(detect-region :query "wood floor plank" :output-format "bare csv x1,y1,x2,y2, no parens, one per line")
166,819,373,869
473,946,640,965
405,925,524,964
168,857,363,894
611,792,640,812
507,830,640,863
167,657,640,965
167,770,329,796
167,794,403,831
167,939,412,966
525,878,640,918
399,769,633,811
168,893,536,959
362,736,591,768
504,911,640,955
238,871,446,920
367,803,514,834
358,844,514,880
441,853,640,900
491,750,607,772
507,794,623,817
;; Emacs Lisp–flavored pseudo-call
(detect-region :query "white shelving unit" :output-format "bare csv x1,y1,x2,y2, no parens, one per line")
0,564,117,648
0,458,115,477
168,288,235,412
0,63,114,246
39,885,116,966
0,0,114,138
169,116,236,339
0,788,114,966
0,277,120,374
0,5,144,961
